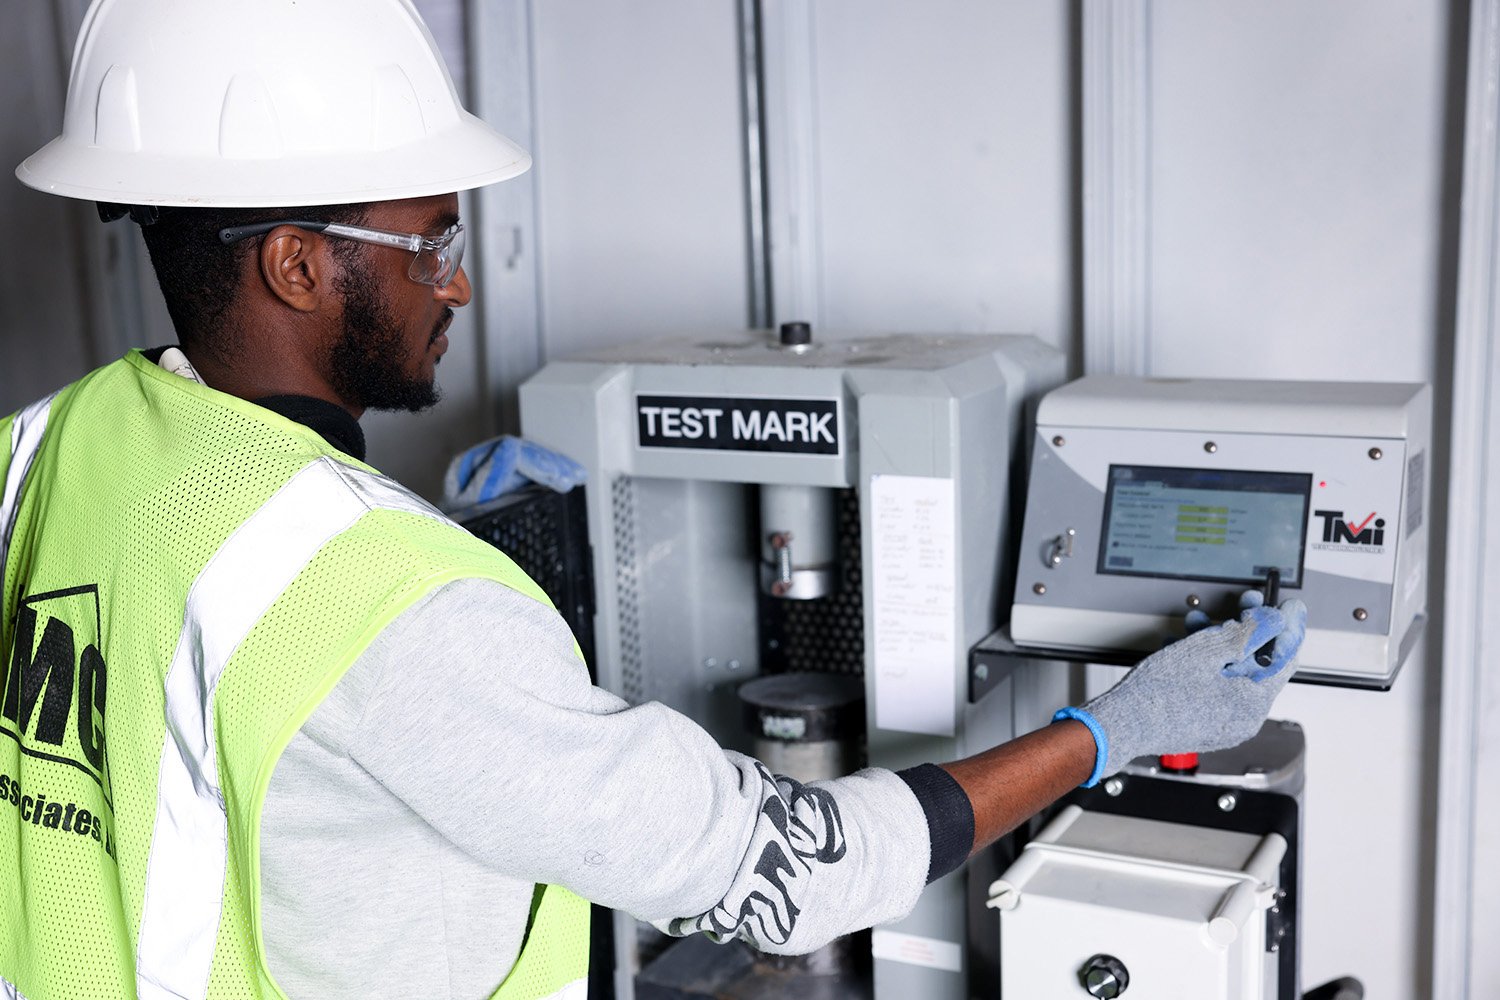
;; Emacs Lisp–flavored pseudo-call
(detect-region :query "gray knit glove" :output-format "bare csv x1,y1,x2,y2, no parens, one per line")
1055,596,1308,786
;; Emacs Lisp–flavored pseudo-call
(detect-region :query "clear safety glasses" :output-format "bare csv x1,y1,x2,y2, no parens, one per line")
218,219,467,288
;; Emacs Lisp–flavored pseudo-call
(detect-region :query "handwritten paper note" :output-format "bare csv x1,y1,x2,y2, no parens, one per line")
871,474,957,737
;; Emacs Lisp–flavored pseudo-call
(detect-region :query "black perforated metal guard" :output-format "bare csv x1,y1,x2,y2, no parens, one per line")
458,484,597,677
758,488,865,677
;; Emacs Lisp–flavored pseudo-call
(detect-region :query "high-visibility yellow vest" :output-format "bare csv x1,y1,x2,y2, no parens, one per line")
0,351,589,999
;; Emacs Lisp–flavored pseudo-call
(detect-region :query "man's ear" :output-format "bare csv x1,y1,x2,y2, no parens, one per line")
258,225,327,313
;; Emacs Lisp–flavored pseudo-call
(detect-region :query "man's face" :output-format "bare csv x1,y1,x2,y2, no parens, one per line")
327,193,470,413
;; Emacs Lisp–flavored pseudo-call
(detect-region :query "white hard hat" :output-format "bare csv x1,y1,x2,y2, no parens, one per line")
16,0,530,207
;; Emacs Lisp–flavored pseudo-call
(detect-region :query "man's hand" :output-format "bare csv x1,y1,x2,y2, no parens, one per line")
933,594,1305,861
1059,595,1308,784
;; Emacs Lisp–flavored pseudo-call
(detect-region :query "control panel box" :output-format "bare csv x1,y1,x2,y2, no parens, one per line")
1009,376,1430,688
990,806,1287,1000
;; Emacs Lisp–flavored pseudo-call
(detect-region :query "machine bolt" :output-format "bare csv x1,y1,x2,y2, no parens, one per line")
778,321,813,347
1033,582,1047,595
1186,594,1201,608
1353,607,1369,621
1204,441,1218,454
728,659,742,671
1079,954,1130,998
704,658,718,669
1052,435,1066,447
973,663,990,684
1103,777,1125,797
1217,792,1238,812
1369,447,1383,460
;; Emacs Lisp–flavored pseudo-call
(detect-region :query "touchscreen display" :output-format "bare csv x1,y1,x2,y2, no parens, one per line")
1098,465,1311,586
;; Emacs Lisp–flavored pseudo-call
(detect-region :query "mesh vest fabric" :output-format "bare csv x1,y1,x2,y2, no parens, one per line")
1,351,589,1000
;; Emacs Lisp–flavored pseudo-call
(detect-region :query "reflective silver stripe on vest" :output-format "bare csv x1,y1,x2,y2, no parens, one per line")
1,395,55,1000
135,458,447,1000
0,392,58,598
2,971,34,1000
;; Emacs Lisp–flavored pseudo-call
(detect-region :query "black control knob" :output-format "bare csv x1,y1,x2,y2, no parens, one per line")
1079,954,1129,998
778,321,812,346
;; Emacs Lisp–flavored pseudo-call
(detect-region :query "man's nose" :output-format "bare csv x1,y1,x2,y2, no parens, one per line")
439,265,473,307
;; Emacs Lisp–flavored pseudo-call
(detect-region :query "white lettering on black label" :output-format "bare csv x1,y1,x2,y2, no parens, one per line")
637,395,840,455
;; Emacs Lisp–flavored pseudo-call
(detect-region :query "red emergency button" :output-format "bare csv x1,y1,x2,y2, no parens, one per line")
1159,752,1199,772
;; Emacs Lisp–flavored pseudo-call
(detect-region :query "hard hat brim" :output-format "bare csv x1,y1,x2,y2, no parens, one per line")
16,113,531,208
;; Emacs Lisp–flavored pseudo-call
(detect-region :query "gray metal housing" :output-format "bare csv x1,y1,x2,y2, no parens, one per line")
520,329,1067,1000
1010,376,1432,688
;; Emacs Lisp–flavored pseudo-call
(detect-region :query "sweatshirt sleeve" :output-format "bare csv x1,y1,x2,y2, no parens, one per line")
338,577,940,955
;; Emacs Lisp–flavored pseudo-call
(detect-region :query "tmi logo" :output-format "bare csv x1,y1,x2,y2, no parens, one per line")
2,585,112,805
1313,509,1386,547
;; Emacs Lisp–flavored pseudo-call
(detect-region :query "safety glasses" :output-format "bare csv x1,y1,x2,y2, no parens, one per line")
218,219,466,288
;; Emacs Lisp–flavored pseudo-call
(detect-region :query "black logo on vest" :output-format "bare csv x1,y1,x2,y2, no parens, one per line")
1,584,116,856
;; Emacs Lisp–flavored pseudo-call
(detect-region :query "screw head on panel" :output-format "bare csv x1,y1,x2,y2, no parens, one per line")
1052,435,1066,447
1353,608,1369,621
1103,777,1125,797
1204,441,1218,454
1186,594,1201,608
1369,447,1383,460
1033,582,1047,595
1217,793,1238,812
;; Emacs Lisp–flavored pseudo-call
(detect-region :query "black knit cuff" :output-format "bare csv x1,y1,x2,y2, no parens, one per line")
896,763,975,884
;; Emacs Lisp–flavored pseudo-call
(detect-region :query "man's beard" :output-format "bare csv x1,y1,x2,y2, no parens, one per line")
329,254,448,413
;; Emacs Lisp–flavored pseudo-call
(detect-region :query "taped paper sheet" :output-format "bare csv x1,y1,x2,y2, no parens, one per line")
871,474,957,737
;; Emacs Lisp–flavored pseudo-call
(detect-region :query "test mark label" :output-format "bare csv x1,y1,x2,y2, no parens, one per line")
636,395,840,455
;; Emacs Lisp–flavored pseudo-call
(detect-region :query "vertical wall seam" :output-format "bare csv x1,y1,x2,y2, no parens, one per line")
738,0,772,330
466,0,544,434
758,0,824,330
1081,0,1152,377
1433,0,1500,996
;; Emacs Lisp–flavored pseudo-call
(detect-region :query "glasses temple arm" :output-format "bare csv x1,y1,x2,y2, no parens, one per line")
217,220,332,245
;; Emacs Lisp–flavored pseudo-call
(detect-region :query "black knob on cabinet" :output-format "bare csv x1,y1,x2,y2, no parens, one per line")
778,321,812,346
1079,954,1130,998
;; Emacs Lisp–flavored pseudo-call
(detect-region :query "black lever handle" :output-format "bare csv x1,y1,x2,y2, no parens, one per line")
1253,568,1281,668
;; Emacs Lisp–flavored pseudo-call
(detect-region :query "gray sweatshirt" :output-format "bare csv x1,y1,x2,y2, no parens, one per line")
258,577,934,999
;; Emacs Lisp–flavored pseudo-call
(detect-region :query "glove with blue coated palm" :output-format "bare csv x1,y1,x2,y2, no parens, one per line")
1055,595,1307,786
440,435,587,513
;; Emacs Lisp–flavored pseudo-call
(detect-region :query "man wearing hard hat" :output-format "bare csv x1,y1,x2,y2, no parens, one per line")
1,2,1305,998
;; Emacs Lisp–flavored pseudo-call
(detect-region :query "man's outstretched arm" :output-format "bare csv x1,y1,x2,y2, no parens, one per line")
939,720,1096,856
938,595,1308,858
